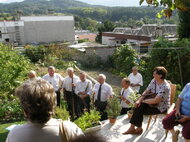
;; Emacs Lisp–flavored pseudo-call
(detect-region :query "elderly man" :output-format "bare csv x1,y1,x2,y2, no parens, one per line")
128,66,143,93
43,66,64,107
75,72,92,114
63,67,80,118
93,74,113,121
25,70,41,83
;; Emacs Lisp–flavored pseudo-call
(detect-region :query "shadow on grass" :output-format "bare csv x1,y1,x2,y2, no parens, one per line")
0,131,8,142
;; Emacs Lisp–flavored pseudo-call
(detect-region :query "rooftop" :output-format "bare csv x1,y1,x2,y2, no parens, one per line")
20,16,74,22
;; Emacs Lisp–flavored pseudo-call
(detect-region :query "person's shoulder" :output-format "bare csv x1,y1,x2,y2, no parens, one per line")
8,124,29,137
185,83,190,87
128,87,134,93
74,75,79,79
104,83,112,89
86,79,92,84
43,73,49,78
128,73,133,77
137,72,142,77
62,120,83,135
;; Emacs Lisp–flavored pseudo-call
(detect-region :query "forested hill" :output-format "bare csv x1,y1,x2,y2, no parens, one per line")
0,0,176,21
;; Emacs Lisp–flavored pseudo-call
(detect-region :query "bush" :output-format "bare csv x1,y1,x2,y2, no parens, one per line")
109,44,138,77
106,97,121,119
74,110,100,131
0,44,31,93
53,107,70,121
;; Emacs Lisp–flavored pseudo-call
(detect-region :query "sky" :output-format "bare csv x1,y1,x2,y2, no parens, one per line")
0,0,146,6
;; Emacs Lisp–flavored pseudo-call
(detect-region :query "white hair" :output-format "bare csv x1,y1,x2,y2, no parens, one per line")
132,66,138,70
67,67,74,72
48,66,55,71
99,74,106,80
28,70,36,75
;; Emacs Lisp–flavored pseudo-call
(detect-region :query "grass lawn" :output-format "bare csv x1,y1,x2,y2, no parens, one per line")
0,121,25,142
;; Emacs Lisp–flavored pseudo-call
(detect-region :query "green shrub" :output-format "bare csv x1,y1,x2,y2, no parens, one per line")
106,97,121,119
109,44,138,77
74,110,100,131
53,106,70,121
0,44,31,93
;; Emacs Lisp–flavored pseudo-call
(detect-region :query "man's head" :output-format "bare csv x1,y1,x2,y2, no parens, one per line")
67,67,74,78
121,78,130,88
132,66,138,75
28,70,36,79
48,66,55,77
98,74,106,84
79,72,86,82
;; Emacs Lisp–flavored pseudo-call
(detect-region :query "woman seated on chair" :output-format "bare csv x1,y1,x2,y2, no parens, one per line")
6,79,83,142
123,66,171,135
163,83,190,142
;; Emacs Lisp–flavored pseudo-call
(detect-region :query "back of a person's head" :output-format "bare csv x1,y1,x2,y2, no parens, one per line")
69,132,107,142
16,79,56,123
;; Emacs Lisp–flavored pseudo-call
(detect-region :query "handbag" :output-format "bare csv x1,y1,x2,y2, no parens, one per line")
59,120,69,142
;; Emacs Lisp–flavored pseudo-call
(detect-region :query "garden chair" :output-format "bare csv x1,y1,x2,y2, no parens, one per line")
145,83,177,131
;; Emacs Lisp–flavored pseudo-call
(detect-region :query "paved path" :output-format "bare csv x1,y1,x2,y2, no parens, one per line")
98,115,184,142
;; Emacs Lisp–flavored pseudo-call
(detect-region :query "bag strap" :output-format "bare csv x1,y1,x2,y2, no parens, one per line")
59,120,69,142
85,81,90,92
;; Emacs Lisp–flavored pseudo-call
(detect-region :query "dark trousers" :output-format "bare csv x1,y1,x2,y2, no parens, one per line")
79,96,91,113
55,91,60,107
163,109,190,139
64,90,80,118
120,107,131,115
95,100,107,121
130,103,163,127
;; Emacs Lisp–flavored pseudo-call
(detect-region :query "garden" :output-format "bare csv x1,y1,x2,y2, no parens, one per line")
1,36,190,141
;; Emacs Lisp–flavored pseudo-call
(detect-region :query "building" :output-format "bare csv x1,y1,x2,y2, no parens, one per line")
0,16,75,45
102,24,177,52
75,30,97,43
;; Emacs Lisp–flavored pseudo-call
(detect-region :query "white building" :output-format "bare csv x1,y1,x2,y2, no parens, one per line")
0,16,75,45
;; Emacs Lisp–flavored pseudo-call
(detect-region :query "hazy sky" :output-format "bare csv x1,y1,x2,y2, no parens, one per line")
0,0,146,6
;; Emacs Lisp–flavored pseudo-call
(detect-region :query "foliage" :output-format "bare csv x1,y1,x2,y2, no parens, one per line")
0,44,31,93
0,93,23,122
128,92,140,108
109,44,138,77
106,97,122,119
74,110,100,131
53,105,70,121
146,38,190,87
96,20,116,43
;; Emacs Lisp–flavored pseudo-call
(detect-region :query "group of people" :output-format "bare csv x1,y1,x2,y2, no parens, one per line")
6,65,190,142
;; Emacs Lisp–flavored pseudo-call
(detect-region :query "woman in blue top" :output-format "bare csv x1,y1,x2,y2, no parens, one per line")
163,83,190,142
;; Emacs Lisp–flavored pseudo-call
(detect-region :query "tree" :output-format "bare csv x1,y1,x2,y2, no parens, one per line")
139,0,190,38
96,20,116,43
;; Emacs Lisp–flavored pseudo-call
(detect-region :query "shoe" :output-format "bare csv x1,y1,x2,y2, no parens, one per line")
172,130,180,142
122,129,136,135
134,128,143,135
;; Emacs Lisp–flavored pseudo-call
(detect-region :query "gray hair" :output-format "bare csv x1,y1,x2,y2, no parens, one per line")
48,66,55,71
132,66,138,70
99,74,106,80
28,70,36,75
67,67,74,72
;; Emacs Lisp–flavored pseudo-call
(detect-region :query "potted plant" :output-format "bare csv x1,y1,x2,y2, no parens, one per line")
106,96,122,124
127,92,140,119
74,110,101,132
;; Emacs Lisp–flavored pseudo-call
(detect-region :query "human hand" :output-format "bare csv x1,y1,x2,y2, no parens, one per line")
175,110,181,117
178,115,190,123
135,99,142,108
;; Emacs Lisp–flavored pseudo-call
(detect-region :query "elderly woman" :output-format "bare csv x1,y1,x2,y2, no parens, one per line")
6,79,83,142
163,83,190,142
123,66,171,135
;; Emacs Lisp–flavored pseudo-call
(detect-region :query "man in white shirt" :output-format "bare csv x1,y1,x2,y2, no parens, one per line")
75,72,92,114
128,66,143,93
93,74,113,120
43,66,64,107
25,70,41,84
63,67,79,118
120,78,134,115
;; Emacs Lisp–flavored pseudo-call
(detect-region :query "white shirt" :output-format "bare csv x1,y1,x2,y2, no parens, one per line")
75,79,93,96
63,75,79,92
42,73,64,91
128,72,143,93
6,118,83,142
120,87,134,108
93,82,113,102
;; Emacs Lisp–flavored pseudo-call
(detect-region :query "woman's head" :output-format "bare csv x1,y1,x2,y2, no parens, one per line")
153,66,168,80
16,79,56,123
